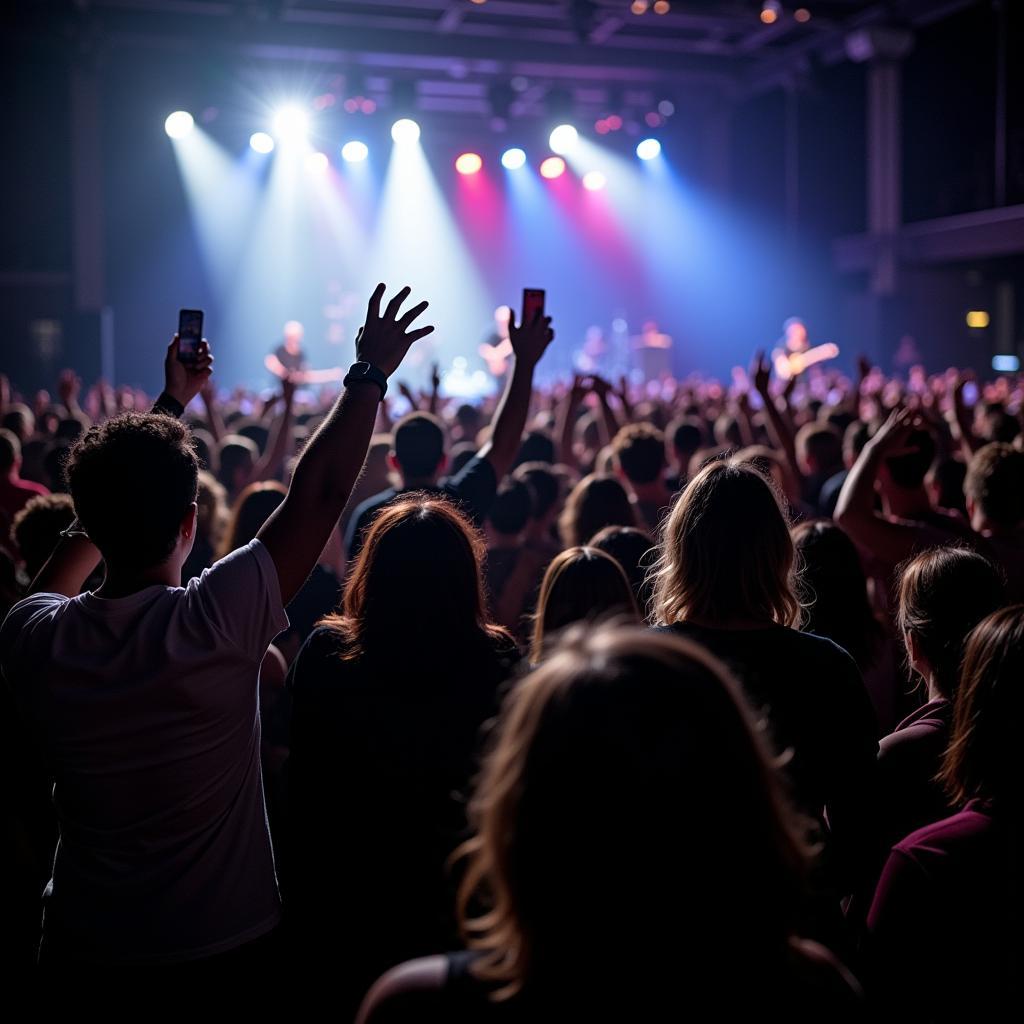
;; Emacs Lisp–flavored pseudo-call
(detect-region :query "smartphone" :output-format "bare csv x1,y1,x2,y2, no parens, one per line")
522,289,545,328
177,309,203,365
961,381,979,406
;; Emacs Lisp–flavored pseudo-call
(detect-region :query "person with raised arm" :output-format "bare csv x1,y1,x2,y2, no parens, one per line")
345,302,554,559
0,286,430,998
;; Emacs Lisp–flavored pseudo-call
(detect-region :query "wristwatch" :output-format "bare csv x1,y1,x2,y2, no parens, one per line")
343,361,388,400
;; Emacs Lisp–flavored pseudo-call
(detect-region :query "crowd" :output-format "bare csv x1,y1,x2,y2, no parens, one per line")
1,283,1023,1020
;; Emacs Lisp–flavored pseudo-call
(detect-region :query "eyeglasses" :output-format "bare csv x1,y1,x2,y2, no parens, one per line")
59,518,90,540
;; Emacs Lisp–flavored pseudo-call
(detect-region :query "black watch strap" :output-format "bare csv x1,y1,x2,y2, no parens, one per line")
152,391,186,418
343,362,388,400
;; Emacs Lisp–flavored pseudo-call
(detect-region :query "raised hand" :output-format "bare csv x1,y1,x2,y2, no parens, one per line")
356,283,434,378
750,350,772,396
430,361,442,392
868,405,923,457
507,302,554,370
164,334,214,408
58,369,82,410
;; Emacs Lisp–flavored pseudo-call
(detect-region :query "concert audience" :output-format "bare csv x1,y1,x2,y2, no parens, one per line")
1,282,1023,1019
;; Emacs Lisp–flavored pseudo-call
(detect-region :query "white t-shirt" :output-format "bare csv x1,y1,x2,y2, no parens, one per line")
0,539,288,964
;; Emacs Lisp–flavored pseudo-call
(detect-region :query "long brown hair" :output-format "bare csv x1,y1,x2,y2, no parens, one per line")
557,473,637,548
323,494,509,659
220,480,286,558
530,546,638,662
939,605,1024,806
652,459,800,628
456,624,811,1002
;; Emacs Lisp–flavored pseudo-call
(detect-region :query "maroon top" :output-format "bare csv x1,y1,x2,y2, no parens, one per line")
865,801,1022,1020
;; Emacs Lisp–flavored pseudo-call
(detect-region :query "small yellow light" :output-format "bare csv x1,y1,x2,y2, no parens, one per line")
966,311,990,329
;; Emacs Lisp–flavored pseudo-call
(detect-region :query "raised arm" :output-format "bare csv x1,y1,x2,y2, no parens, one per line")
834,407,924,567
591,376,623,443
257,284,433,605
476,305,554,482
556,375,586,467
752,350,802,484
32,335,214,597
246,376,296,484
949,374,980,459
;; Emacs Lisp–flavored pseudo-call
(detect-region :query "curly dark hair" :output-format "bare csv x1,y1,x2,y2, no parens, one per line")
66,413,199,570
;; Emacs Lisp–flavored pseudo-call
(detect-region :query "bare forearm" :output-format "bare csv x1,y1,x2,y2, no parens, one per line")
556,391,581,466
31,535,101,597
482,358,535,480
835,443,883,530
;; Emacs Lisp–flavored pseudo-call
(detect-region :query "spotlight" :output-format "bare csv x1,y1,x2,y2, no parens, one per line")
539,156,566,180
548,124,579,155
272,105,310,144
341,140,369,163
500,147,527,170
391,118,421,143
249,131,275,154
653,0,670,12
761,1,781,24
164,111,194,139
305,151,329,173
582,170,607,191
455,152,483,175
636,138,662,160
794,7,812,22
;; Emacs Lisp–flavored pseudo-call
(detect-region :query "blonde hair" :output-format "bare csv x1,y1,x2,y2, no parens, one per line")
651,459,801,628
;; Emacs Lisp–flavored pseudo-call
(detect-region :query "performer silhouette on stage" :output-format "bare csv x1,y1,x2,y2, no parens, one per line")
265,320,343,385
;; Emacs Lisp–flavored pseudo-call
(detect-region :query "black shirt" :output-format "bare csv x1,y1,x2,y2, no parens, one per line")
283,624,519,1010
656,622,879,889
345,454,498,559
273,343,306,374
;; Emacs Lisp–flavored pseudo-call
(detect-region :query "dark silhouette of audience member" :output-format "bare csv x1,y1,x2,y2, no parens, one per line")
665,415,707,491
589,524,657,621
865,605,1024,1020
358,625,863,1021
0,428,50,532
0,287,434,991
285,496,520,1016
965,442,1024,598
557,473,637,548
10,492,75,581
653,460,878,900
611,422,673,532
791,520,903,732
346,304,555,559
872,547,1005,861
530,546,638,662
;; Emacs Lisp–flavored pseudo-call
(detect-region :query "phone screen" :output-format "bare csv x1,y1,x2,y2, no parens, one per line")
178,309,203,364
522,289,545,327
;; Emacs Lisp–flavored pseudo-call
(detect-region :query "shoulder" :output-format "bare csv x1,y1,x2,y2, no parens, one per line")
893,804,995,862
0,592,70,680
445,455,497,492
354,487,398,522
357,955,449,1024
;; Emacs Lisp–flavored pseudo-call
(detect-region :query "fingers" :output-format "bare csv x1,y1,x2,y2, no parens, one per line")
398,300,429,330
168,334,180,355
506,305,518,332
366,282,386,323
406,325,436,343
384,285,412,322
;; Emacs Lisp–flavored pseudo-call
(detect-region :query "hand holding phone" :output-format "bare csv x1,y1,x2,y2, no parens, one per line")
177,309,204,365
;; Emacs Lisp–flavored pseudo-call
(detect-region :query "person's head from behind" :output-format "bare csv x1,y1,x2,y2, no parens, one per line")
459,624,808,998
940,606,1024,807
842,420,872,469
194,470,227,551
653,460,799,629
791,520,877,670
735,445,790,502
795,423,842,478
66,413,199,574
486,478,532,544
926,455,967,515
216,435,258,497
589,525,656,619
667,417,707,475
612,423,666,489
514,462,560,537
222,481,285,557
514,430,555,468
964,442,1024,533
531,547,638,662
897,546,1006,700
558,473,636,548
0,429,21,478
11,493,76,579
2,405,34,443
391,412,446,485
333,495,503,657
878,425,936,498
